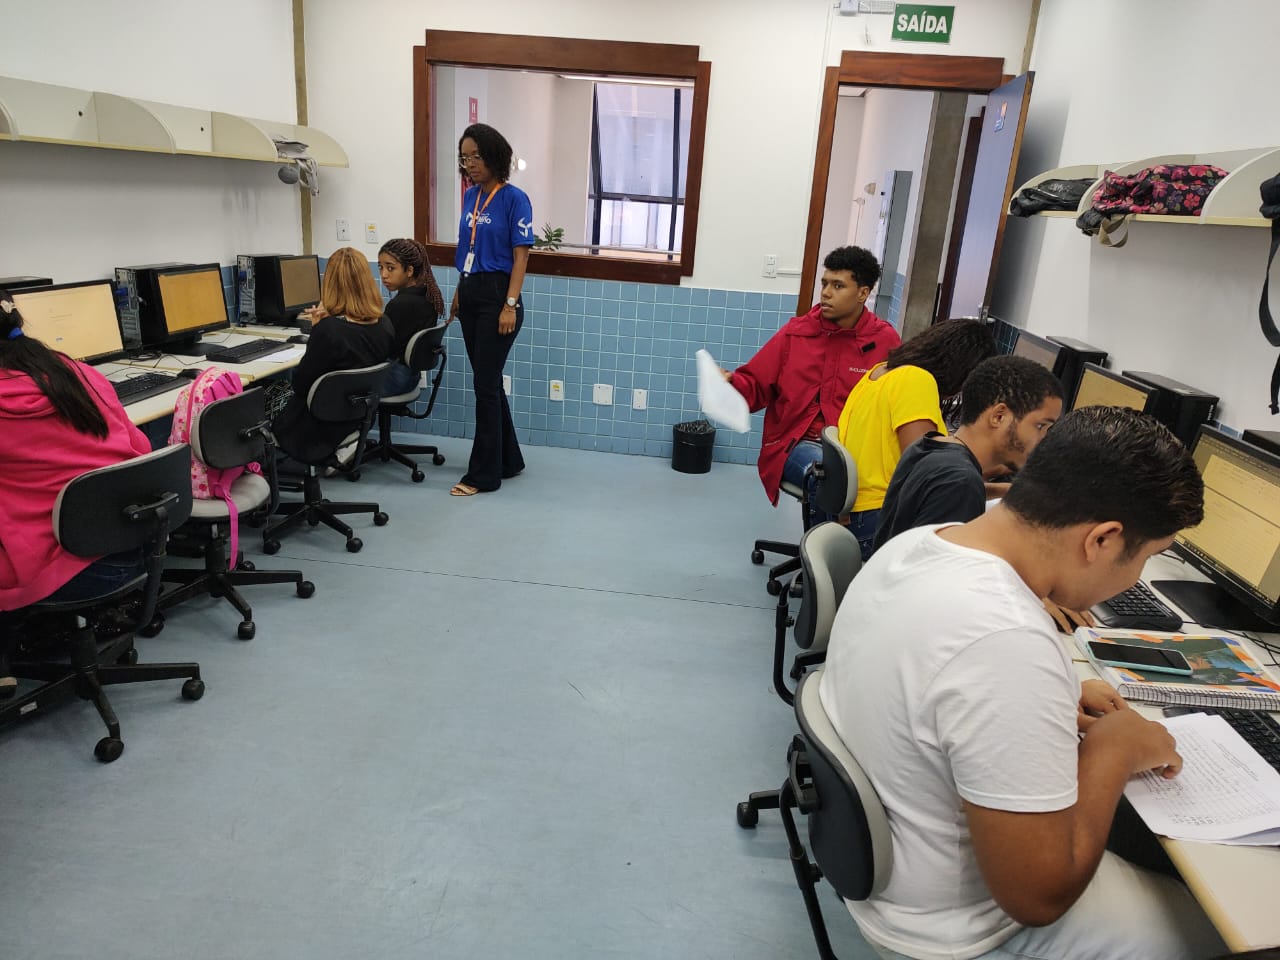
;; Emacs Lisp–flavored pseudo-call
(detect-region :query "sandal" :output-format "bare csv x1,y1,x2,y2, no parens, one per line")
450,483,480,497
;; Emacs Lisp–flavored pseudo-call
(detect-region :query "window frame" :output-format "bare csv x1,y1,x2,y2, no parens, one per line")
413,30,711,285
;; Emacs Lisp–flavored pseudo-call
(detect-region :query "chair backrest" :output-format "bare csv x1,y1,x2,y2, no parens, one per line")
792,522,863,653
306,363,393,423
51,444,194,558
794,669,893,900
405,321,448,371
816,425,858,517
192,387,268,470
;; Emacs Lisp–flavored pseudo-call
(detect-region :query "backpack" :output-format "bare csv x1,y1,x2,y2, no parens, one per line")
167,366,262,569
1077,164,1230,246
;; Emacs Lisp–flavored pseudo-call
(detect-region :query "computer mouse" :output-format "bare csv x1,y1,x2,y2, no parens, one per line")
287,334,310,345
296,318,313,333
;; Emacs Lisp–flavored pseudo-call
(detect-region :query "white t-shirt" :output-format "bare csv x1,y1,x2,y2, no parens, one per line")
818,525,1079,960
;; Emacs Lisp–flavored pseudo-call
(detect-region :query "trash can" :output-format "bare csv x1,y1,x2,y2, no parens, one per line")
672,418,716,474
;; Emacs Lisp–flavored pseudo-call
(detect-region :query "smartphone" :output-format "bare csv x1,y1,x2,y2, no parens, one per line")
1087,640,1192,676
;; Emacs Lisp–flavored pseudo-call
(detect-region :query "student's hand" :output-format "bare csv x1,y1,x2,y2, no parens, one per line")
983,481,1011,500
448,292,460,325
1042,599,1095,634
1077,679,1128,732
1084,708,1182,779
721,368,734,383
498,304,517,335
299,304,329,323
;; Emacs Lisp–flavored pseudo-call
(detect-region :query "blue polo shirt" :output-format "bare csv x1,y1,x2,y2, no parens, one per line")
455,182,535,274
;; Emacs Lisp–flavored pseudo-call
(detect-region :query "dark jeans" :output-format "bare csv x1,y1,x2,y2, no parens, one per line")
382,361,419,397
846,508,881,561
41,548,147,604
457,271,524,491
781,440,833,531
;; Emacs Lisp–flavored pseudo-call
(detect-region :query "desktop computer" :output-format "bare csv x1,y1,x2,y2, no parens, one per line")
1010,329,1065,376
115,263,230,351
236,254,321,326
1070,363,1157,414
0,275,54,293
1047,337,1108,406
9,279,125,363
1121,370,1218,448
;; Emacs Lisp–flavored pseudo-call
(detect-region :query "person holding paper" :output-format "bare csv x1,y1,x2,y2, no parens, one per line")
820,407,1224,960
726,246,899,525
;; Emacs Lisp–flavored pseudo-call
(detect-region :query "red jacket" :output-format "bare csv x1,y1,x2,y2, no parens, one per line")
0,360,152,610
732,304,899,504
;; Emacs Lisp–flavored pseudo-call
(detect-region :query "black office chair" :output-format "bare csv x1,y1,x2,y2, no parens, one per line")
264,362,392,554
362,323,448,482
156,388,315,640
0,444,204,763
739,669,894,960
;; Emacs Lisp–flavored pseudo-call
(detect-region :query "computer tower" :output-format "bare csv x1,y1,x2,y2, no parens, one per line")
0,276,53,292
1122,370,1219,447
1243,429,1280,458
114,263,189,348
1048,337,1108,405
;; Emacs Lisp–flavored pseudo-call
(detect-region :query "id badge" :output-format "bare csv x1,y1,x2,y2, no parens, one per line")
463,251,475,275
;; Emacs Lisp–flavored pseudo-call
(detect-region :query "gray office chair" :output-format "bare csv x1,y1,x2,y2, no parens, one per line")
363,323,448,482
156,388,315,640
0,444,204,762
265,362,392,554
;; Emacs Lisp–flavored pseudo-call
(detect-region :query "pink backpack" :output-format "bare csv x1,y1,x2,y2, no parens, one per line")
168,366,262,569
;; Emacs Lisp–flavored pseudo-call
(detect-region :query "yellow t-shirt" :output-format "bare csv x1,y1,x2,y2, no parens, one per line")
837,363,946,513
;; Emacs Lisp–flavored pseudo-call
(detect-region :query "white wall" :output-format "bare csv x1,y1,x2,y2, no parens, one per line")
302,0,1033,292
991,0,1280,430
0,0,302,282
814,94,866,301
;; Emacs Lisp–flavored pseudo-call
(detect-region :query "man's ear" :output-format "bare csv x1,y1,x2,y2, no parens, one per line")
987,401,1012,429
1082,521,1125,563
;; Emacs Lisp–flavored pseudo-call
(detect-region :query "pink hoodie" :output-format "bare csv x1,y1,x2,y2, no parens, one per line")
0,360,152,610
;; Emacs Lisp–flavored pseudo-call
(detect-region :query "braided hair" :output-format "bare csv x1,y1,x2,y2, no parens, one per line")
379,239,445,316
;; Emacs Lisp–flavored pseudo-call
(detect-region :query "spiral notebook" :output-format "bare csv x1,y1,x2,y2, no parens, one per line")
1075,627,1280,710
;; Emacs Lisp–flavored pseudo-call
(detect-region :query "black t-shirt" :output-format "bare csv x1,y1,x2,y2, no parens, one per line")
872,433,985,553
384,285,439,364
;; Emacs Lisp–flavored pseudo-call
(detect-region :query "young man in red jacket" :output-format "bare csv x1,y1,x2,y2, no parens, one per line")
727,246,900,525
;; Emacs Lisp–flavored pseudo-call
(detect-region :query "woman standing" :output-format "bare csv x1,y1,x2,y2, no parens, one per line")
449,123,535,497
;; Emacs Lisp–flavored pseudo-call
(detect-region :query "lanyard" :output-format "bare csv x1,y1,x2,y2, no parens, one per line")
468,183,505,250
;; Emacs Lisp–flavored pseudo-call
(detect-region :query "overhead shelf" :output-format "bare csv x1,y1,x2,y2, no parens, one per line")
1010,148,1280,227
0,75,347,167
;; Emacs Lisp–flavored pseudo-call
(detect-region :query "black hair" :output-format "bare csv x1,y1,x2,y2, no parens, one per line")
823,246,882,289
886,318,996,399
379,238,445,315
959,355,1064,426
0,288,108,438
1003,406,1204,555
458,123,513,183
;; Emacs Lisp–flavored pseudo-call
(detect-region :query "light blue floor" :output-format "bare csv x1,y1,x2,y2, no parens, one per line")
0,439,876,960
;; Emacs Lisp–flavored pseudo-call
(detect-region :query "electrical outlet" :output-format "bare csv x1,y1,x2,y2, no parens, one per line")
503,374,512,396
364,222,378,244
549,380,564,401
335,219,350,241
593,383,614,406
632,388,647,410
762,254,779,278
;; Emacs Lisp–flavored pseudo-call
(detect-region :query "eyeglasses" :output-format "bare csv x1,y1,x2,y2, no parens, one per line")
457,154,483,166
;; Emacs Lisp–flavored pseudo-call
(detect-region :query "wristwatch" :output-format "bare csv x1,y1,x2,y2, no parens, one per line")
505,297,517,308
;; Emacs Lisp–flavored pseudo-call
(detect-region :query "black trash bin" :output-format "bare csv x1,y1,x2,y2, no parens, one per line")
672,418,716,474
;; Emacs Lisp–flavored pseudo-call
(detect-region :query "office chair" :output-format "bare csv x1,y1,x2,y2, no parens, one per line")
155,388,315,640
362,322,448,482
0,444,204,763
264,362,392,554
738,669,893,960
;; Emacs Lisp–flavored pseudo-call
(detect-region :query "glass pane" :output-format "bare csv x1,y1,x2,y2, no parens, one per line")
594,84,684,200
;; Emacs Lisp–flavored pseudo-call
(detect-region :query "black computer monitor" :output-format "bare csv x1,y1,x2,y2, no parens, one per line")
1152,428,1280,631
1011,330,1065,375
146,264,229,350
1070,363,1156,414
10,279,125,363
250,254,321,325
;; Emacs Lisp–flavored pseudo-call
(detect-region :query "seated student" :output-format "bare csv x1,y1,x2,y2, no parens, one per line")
0,289,154,696
835,318,996,557
378,239,445,395
273,247,395,464
727,246,900,526
819,406,1224,960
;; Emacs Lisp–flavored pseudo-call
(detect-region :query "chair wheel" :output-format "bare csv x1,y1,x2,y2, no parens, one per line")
307,515,320,526
117,647,139,665
139,616,164,638
432,453,446,466
238,621,256,641
346,470,361,482
736,801,759,829
95,737,124,763
373,512,389,526
346,537,363,553
766,579,783,597
297,580,316,599
182,678,205,701
751,549,765,565
411,470,425,483
239,559,256,571
263,539,281,555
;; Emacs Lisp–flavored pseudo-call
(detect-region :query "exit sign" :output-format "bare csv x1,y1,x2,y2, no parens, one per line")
892,4,954,43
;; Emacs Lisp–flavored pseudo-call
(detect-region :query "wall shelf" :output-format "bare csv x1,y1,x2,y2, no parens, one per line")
0,75,347,167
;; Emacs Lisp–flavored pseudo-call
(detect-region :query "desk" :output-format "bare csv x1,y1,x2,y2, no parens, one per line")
1086,554,1280,950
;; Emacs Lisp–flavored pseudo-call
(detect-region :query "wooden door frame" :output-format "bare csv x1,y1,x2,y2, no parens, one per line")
797,51,1009,317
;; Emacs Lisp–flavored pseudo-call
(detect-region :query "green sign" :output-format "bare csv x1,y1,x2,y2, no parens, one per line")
892,4,954,44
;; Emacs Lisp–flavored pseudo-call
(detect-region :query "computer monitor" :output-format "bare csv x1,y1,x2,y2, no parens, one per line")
10,279,124,363
147,264,229,349
1070,363,1156,414
1011,330,1065,374
1152,428,1280,631
246,254,321,325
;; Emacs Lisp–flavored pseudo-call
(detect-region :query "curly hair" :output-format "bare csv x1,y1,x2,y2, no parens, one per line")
379,238,445,316
1003,406,1204,556
459,123,513,183
959,356,1064,426
823,246,882,289
886,319,996,399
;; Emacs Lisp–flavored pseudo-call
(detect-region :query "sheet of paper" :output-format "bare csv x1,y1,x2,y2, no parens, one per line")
259,346,304,363
694,348,750,433
1124,712,1280,844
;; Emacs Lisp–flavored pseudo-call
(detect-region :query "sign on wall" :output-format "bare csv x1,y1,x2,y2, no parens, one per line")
891,4,954,44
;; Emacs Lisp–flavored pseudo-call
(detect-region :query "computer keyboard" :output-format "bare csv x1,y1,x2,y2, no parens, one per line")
111,372,186,405
201,337,286,364
1167,707,1280,774
1093,580,1184,631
